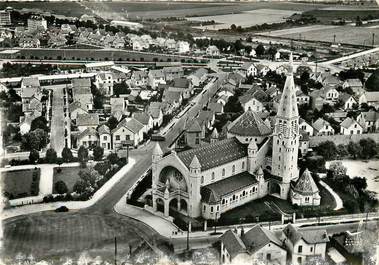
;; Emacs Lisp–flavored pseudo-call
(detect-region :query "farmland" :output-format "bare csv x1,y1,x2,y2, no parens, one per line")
264,25,379,46
188,9,296,30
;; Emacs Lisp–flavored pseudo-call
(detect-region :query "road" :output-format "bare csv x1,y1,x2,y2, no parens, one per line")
2,74,226,261
49,85,67,156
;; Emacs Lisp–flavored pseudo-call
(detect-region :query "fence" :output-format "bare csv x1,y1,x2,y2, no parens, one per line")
309,133,379,147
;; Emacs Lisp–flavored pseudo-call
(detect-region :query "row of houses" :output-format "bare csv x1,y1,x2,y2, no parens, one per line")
220,223,364,265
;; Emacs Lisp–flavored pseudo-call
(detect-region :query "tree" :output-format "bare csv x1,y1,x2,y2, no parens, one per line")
107,152,120,165
347,141,362,159
46,148,57,164
55,180,68,194
328,161,347,181
79,167,102,190
73,179,87,194
365,69,379,92
113,82,130,96
93,146,104,161
61,147,73,163
230,24,237,31
107,116,119,131
359,138,377,159
78,145,89,163
315,141,337,161
336,144,349,158
351,176,367,192
30,116,49,132
255,44,265,57
22,129,48,151
29,149,40,163
300,71,310,84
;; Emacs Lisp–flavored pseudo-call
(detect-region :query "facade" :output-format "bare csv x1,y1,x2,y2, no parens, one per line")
290,169,320,206
151,56,309,219
27,16,47,31
0,10,11,26
340,118,364,135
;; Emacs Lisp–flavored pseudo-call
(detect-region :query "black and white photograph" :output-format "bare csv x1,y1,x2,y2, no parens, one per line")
0,0,378,264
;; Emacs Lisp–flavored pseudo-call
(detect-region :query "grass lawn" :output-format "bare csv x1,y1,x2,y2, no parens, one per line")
2,168,40,199
2,212,162,262
53,167,82,193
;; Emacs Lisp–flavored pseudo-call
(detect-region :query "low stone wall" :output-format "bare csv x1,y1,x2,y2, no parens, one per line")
309,133,379,147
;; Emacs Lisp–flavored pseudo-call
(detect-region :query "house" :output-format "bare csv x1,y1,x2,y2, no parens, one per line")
325,111,348,123
290,169,320,206
220,225,287,265
340,117,364,135
282,224,329,265
163,66,184,81
339,93,357,110
20,77,42,113
98,124,112,151
148,69,166,89
207,102,224,115
362,91,379,108
70,101,87,121
299,118,314,137
168,78,193,99
148,102,164,127
296,90,310,105
112,117,144,148
18,36,40,48
164,38,176,50
342,78,363,94
77,128,98,149
72,78,93,111
310,87,340,110
239,89,267,112
95,72,124,96
110,97,127,121
217,95,229,106
312,118,334,136
188,68,208,87
206,45,220,56
133,111,154,134
356,111,379,133
240,62,257,77
256,64,270,76
299,130,310,156
131,71,148,87
197,110,215,130
162,90,182,113
76,113,99,132
322,74,341,87
176,41,190,53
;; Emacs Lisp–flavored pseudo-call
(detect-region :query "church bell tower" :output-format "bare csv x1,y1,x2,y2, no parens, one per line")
271,54,300,199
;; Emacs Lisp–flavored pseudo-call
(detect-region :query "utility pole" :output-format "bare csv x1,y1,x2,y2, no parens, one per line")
333,34,336,44
114,237,117,265
372,33,375,47
186,221,190,251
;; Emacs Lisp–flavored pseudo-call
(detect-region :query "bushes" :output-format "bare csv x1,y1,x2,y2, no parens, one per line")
54,180,68,195
30,170,40,196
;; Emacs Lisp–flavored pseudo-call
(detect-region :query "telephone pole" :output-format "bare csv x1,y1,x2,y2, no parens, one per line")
114,237,117,265
372,33,375,47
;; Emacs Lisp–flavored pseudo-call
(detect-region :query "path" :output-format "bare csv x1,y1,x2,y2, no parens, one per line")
319,180,343,211
49,85,66,156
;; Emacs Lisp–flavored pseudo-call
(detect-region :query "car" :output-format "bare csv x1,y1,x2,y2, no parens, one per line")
55,206,69,212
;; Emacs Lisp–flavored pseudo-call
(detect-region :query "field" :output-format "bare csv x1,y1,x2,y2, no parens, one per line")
262,25,379,46
188,9,296,30
53,167,82,193
2,212,161,262
303,8,379,24
1,168,40,199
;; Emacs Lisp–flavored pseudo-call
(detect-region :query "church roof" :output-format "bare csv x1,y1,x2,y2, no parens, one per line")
177,138,247,171
201,171,257,203
292,169,319,195
228,110,272,137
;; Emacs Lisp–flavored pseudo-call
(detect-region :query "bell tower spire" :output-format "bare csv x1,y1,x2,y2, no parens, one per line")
271,53,300,200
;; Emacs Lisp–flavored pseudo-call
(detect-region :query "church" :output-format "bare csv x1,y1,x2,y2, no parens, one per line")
151,56,320,220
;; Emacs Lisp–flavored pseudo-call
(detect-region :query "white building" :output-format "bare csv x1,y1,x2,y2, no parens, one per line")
290,169,320,206
340,117,364,135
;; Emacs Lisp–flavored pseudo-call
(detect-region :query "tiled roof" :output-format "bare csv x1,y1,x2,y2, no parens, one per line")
293,169,319,195
228,110,272,137
201,171,257,203
242,225,283,254
283,224,329,245
173,77,190,88
22,77,40,87
162,90,181,103
78,127,98,139
76,113,99,127
72,78,91,88
190,68,208,79
133,112,151,125
177,138,247,171
360,111,379,122
208,102,223,114
365,91,379,102
220,230,246,259
186,120,202,133
114,118,144,134
312,118,330,132
98,124,110,135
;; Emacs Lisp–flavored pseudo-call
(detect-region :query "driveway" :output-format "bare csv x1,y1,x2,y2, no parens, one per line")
49,86,66,156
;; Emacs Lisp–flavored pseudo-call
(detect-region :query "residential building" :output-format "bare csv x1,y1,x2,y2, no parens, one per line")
98,124,112,150
77,128,98,149
356,111,379,132
241,62,257,77
282,224,329,265
112,118,144,148
131,71,148,87
312,118,335,136
148,69,166,89
296,90,310,105
27,16,47,31
0,10,11,26
76,113,99,132
188,68,208,87
340,117,364,135
163,66,184,81
176,41,190,53
148,102,164,128
342,78,363,94
299,118,314,137
220,225,287,265
18,36,40,48
339,93,358,110
206,45,220,56
133,112,154,134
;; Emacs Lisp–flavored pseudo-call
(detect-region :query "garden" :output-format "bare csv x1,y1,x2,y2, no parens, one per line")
2,168,40,199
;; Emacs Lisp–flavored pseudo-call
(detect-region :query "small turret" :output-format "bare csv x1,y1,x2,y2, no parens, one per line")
210,128,219,144
190,155,201,174
152,142,163,163
248,140,258,174
256,166,264,182
248,140,258,156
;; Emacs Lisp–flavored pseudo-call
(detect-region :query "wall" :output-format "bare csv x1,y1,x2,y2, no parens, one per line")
309,133,379,147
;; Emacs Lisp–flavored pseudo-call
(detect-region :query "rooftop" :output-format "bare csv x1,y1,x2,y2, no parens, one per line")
228,110,272,137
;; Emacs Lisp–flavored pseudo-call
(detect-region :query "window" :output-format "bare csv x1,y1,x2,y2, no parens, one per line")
201,176,204,184
103,136,107,140
298,245,303,253
203,205,206,212
232,165,235,174
195,138,200,144
212,172,215,180
310,247,313,252
305,197,310,203
242,161,245,169
266,253,271,261
297,257,302,264
115,135,120,141
210,206,213,213
222,199,225,204
222,168,225,176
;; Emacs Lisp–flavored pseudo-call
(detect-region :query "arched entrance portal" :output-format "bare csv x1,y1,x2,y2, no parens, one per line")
270,182,281,196
159,166,187,192
180,199,188,214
